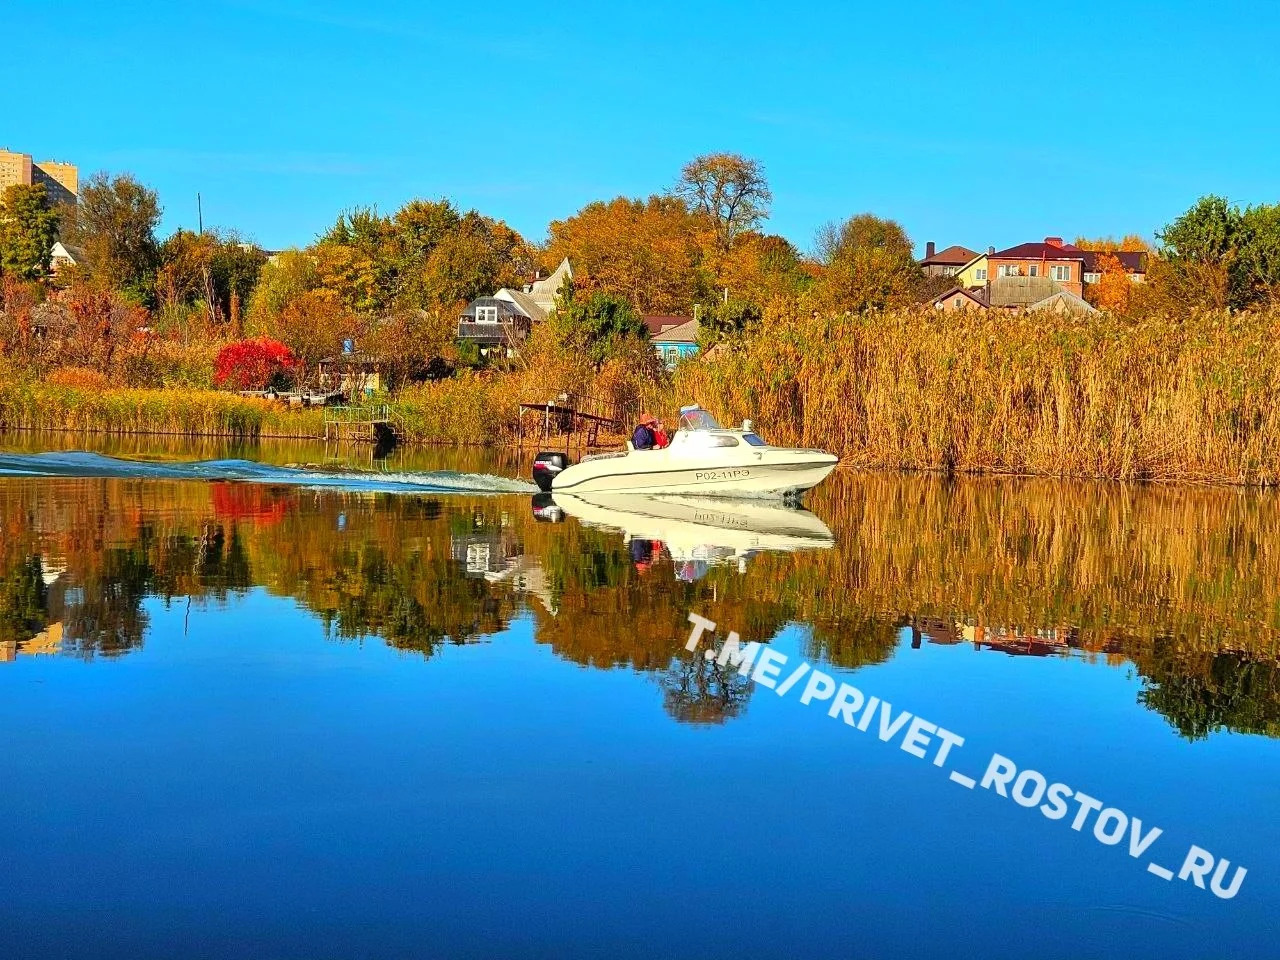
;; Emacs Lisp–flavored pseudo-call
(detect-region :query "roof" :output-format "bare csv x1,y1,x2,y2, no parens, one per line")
930,286,989,308
1080,250,1147,273
50,241,84,264
653,318,700,344
921,244,978,266
494,288,547,322
462,295,531,321
1027,290,1098,314
987,275,1063,307
529,258,572,298
991,242,1085,261
642,314,692,335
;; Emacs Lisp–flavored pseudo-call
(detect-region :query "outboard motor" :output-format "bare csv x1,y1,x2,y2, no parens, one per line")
532,451,571,492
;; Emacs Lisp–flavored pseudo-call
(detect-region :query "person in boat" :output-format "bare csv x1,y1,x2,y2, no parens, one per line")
632,413,658,450
652,418,670,449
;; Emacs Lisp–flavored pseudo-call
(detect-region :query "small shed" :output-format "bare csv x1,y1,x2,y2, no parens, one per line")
317,353,383,396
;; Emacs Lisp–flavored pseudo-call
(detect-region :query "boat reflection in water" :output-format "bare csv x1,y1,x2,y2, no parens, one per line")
538,491,835,580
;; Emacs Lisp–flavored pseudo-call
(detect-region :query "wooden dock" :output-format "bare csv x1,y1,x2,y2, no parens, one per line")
324,404,397,444
517,393,630,450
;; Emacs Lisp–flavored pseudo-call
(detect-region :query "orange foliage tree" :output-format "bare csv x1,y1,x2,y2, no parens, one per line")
544,196,711,314
1086,252,1135,312
1074,235,1151,252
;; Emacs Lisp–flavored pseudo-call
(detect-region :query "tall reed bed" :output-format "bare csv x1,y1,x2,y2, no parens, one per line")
0,381,325,439
671,306,1280,484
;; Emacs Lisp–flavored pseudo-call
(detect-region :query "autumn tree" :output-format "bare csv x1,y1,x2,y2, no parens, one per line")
706,232,811,308
544,196,710,314
255,289,360,382
813,213,922,312
156,229,267,331
361,309,457,388
1085,252,1135,312
60,173,161,299
247,249,319,322
674,153,772,252
1074,235,1151,252
311,201,532,315
40,283,150,373
0,184,59,279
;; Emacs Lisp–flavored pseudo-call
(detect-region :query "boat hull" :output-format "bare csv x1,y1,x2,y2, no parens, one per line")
550,451,838,497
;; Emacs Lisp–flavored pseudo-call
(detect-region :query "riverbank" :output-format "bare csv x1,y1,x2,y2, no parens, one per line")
6,305,1280,484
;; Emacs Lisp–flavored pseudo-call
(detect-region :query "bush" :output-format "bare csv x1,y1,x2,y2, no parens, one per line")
213,337,298,391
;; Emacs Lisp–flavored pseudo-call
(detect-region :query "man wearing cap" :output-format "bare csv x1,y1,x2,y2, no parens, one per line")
632,413,658,450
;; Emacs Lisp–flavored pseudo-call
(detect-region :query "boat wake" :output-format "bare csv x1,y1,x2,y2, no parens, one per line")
0,451,539,495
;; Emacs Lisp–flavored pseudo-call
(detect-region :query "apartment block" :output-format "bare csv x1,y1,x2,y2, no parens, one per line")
0,148,78,205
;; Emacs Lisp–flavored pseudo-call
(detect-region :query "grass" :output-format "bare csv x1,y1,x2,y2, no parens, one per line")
0,380,325,440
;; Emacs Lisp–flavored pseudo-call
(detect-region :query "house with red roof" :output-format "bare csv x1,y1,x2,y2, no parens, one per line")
920,241,979,278
987,237,1086,297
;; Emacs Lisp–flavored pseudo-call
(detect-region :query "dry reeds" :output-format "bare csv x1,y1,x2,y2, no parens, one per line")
669,305,1280,485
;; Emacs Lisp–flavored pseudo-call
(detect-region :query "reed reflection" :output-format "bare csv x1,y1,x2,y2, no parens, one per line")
1,468,1279,738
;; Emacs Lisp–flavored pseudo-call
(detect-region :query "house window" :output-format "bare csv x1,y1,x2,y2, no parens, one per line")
475,305,499,323
975,268,987,281
954,297,964,309
1083,272,1101,284
1050,265,1071,282
1028,265,1039,277
998,265,1020,278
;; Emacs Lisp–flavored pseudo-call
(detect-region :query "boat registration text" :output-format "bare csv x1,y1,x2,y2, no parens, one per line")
695,468,751,482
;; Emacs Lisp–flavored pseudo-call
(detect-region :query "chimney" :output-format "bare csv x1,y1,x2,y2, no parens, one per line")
925,241,936,259
988,245,995,255
1044,236,1063,248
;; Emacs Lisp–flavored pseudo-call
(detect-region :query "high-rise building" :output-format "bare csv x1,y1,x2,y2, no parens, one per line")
33,160,78,207
0,148,33,192
0,148,78,205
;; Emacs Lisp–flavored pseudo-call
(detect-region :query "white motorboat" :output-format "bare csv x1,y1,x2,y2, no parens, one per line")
531,406,838,498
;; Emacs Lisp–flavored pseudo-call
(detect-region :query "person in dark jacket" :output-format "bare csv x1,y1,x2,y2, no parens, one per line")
632,413,658,450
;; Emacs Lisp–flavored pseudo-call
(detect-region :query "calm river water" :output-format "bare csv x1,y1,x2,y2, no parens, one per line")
1,434,1278,959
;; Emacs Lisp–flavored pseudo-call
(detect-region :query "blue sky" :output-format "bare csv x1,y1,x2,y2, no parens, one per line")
6,0,1276,255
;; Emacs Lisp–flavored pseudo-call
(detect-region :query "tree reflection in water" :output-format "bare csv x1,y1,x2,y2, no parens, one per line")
2,468,1280,739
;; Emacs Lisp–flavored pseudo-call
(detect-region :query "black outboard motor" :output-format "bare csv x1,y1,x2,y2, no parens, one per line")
532,451,571,492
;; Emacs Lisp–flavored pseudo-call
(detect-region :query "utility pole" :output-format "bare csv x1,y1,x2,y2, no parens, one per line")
197,193,203,234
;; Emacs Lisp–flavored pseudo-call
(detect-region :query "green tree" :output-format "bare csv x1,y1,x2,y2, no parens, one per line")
674,153,772,252
60,172,161,299
813,213,922,312
0,184,59,279
552,282,650,369
1158,195,1242,263
1155,195,1280,309
1238,203,1280,301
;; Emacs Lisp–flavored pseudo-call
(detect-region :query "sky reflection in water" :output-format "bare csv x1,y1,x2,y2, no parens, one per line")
1,445,1278,959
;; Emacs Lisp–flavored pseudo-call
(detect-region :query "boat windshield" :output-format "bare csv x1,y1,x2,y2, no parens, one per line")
679,409,722,431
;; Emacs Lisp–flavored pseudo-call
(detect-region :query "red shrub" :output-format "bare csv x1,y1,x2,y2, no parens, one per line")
213,337,298,390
